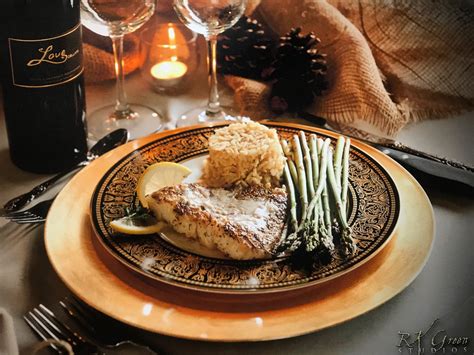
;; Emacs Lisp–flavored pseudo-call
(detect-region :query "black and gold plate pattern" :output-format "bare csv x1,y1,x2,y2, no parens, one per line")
90,123,400,293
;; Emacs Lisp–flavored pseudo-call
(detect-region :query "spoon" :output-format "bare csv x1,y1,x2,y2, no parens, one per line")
3,129,129,212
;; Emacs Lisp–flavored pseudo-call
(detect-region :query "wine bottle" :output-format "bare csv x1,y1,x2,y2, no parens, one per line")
0,0,88,174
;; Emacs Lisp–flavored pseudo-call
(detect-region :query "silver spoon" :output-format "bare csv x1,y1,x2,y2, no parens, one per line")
3,129,129,212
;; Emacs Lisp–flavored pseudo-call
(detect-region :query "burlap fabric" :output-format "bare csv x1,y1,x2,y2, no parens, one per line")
226,0,474,136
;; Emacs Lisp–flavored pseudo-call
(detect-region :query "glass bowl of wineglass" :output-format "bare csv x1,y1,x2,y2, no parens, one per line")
173,0,246,127
80,0,162,140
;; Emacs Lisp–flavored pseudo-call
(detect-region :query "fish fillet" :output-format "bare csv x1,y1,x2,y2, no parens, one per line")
147,183,287,260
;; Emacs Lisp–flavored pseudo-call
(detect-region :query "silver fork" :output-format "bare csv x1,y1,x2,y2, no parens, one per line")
60,297,158,354
24,304,104,354
1,198,53,224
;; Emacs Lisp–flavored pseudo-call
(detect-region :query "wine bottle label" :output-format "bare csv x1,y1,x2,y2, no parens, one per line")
8,24,83,88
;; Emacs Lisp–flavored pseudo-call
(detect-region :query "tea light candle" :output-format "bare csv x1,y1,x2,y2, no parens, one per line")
143,23,195,94
148,24,189,90
150,60,187,80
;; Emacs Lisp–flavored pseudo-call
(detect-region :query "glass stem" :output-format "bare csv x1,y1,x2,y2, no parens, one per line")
205,35,221,117
111,34,131,117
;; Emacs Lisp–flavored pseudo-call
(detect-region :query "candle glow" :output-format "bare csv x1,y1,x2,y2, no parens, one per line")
150,61,187,80
150,24,188,81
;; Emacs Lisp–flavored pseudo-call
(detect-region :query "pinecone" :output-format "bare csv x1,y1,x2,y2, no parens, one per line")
266,28,328,113
217,16,274,80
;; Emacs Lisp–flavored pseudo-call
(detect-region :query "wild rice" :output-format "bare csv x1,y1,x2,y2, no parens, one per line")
202,121,285,188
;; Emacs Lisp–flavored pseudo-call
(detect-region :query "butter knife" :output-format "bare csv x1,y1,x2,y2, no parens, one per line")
298,112,474,194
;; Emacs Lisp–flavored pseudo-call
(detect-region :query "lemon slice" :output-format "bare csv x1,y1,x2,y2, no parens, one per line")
137,162,192,208
109,215,166,235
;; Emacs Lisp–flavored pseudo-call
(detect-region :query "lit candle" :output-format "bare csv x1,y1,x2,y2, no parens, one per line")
150,61,187,80
149,24,188,87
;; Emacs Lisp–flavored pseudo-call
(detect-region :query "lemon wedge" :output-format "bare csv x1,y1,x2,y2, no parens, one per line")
137,162,192,208
109,215,166,235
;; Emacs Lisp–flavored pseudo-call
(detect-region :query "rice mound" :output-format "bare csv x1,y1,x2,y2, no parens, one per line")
202,121,285,188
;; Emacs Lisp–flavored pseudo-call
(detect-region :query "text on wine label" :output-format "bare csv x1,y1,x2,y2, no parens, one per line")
27,45,79,66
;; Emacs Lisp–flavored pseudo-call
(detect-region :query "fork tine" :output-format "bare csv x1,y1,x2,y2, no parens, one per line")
6,213,45,223
36,304,87,347
2,199,53,224
3,211,31,219
33,308,77,347
16,217,46,224
8,217,42,224
24,314,56,346
24,313,66,353
27,311,62,342
7,214,41,221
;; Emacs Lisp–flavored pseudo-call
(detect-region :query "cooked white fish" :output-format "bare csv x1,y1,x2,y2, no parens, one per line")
147,183,287,260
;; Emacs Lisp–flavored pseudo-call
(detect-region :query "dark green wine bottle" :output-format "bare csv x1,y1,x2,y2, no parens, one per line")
0,0,88,173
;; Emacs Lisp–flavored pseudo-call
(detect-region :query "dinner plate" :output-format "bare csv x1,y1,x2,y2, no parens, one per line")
44,122,434,341
89,123,400,293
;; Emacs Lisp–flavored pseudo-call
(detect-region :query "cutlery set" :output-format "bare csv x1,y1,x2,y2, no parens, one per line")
24,298,157,354
2,198,53,224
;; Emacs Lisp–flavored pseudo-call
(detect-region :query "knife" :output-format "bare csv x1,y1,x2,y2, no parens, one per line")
298,112,474,195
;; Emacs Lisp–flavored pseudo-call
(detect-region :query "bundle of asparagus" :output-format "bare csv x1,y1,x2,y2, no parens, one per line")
279,132,356,258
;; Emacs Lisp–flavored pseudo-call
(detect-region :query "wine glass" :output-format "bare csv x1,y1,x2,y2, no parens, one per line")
80,0,162,140
173,0,246,127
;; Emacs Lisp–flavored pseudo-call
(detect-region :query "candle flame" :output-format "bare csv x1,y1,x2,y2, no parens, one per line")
151,61,187,80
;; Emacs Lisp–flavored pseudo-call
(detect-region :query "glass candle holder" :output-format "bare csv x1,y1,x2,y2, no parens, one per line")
140,22,198,94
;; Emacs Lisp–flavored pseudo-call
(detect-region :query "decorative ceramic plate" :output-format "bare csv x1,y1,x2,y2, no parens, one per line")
90,123,400,293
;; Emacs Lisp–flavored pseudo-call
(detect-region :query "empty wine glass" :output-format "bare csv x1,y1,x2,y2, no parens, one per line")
173,0,246,127
80,0,162,139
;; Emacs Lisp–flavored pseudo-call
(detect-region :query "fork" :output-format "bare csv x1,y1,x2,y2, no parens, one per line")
1,198,53,224
60,297,158,354
24,304,104,354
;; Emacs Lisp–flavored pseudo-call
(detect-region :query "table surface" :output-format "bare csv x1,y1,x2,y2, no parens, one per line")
0,67,473,355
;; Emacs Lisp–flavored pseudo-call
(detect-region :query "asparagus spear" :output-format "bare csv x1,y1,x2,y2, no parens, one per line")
310,134,319,191
284,161,298,235
304,139,330,222
293,135,308,222
334,136,345,190
306,134,321,252
327,148,356,255
307,203,320,252
299,132,317,251
299,131,315,199
300,132,324,252
320,180,334,251
278,161,300,252
281,139,298,185
341,138,351,213
298,138,336,253
280,132,353,257
280,136,314,252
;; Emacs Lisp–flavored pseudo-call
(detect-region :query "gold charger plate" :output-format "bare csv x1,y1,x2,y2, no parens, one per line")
44,123,434,341
90,123,400,293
